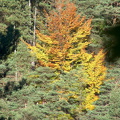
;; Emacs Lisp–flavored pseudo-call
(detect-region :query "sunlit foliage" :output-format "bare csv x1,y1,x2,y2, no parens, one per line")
23,0,107,111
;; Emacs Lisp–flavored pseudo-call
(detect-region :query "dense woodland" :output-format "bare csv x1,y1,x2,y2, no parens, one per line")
0,0,120,120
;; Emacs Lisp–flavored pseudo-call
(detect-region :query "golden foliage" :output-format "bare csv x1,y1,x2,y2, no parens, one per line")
81,50,107,110
26,0,92,71
23,0,107,111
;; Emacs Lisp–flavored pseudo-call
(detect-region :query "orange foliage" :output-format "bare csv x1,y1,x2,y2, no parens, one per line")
33,0,92,71
23,0,107,112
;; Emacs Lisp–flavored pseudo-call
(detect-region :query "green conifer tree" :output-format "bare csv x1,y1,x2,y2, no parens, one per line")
0,67,86,120
0,0,33,41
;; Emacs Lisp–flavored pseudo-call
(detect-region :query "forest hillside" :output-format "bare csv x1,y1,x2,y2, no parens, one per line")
0,0,120,120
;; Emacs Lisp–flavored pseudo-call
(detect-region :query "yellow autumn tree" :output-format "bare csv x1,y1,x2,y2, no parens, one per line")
80,49,107,110
23,0,107,111
25,0,92,71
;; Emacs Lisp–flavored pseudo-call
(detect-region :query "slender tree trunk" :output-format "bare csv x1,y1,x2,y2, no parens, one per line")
31,6,37,68
30,0,36,68
14,25,18,81
28,0,32,44
33,6,36,46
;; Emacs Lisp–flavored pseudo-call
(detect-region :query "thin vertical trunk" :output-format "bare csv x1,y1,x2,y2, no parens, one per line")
28,0,31,7
33,6,36,46
14,25,18,81
28,0,32,26
31,6,37,68
31,1,37,68
28,0,32,44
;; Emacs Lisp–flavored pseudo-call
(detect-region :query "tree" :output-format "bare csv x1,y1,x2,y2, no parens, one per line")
85,59,120,120
23,0,107,112
81,49,107,110
0,0,33,41
109,83,120,120
0,67,85,120
0,41,32,99
73,0,120,55
24,0,92,72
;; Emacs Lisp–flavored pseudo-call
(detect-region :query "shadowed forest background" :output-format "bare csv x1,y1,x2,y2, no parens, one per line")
0,0,120,120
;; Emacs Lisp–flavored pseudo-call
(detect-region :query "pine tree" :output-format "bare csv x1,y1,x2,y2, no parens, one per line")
0,67,85,120
0,0,33,41
0,41,32,99
73,0,120,54
109,83,120,120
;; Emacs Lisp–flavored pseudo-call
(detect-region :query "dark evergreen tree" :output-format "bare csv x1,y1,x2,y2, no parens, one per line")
0,41,32,98
109,83,120,120
73,0,120,53
0,0,33,41
0,67,86,120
